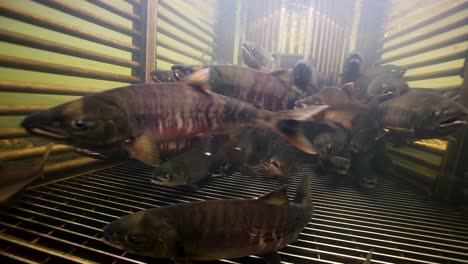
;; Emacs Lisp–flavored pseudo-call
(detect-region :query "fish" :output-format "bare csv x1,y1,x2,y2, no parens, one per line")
150,70,178,83
151,142,213,187
183,65,303,111
378,90,468,139
295,83,362,109
366,70,409,105
292,59,330,95
241,41,276,72
101,172,313,263
0,143,53,206
260,140,312,178
21,81,328,167
340,51,364,86
170,64,206,80
312,124,349,158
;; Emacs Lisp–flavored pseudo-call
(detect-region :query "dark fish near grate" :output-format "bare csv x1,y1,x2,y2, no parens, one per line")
102,173,313,263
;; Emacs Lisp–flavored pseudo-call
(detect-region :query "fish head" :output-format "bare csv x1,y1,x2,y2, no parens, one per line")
242,41,261,69
292,59,313,90
21,94,130,148
151,162,189,187
374,64,408,78
344,51,363,74
295,95,324,108
416,96,468,135
259,159,289,178
150,70,176,83
102,211,179,257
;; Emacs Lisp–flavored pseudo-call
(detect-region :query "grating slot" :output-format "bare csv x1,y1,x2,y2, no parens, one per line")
1,162,468,263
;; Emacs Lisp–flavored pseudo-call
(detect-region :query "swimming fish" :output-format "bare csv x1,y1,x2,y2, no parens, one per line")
151,139,213,187
0,143,53,206
150,70,178,83
241,41,276,72
180,65,303,111
21,81,327,167
102,173,313,263
292,59,330,95
378,90,468,139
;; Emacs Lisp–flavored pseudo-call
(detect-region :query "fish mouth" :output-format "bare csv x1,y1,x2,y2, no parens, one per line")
438,117,467,128
241,47,259,68
30,127,69,140
101,236,123,249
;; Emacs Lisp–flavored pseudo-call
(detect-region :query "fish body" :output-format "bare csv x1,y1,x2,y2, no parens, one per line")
0,144,53,206
378,90,468,138
295,84,362,109
186,65,301,111
22,82,326,166
102,173,313,263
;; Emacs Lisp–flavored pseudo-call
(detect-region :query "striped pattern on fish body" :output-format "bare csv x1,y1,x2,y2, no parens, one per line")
207,65,296,111
95,83,263,141
22,81,328,167
163,199,311,260
102,174,313,262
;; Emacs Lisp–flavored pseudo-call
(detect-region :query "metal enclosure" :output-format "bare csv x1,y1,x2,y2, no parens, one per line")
0,0,468,263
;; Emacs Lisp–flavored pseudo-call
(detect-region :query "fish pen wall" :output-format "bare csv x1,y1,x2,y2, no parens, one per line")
0,0,468,263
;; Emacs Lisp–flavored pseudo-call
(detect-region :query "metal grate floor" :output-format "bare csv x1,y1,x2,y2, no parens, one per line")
1,162,468,264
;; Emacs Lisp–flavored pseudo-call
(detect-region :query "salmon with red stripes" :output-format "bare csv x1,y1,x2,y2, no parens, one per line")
21,81,327,166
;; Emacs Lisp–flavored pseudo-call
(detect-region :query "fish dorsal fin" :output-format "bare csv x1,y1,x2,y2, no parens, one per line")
257,186,289,205
181,68,212,94
122,134,160,166
270,69,292,87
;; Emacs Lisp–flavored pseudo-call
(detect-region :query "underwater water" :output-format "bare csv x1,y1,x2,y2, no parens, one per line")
0,0,468,263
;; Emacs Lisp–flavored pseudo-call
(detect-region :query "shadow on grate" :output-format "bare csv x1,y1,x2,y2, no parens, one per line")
1,162,468,264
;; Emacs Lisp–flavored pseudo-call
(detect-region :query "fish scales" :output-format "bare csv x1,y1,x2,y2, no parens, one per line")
114,83,243,139
161,199,308,260
210,66,291,111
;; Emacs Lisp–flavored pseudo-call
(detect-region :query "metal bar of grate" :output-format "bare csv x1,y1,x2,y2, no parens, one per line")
1,161,468,264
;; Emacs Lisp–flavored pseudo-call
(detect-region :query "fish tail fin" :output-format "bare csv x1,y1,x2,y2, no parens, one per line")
293,172,311,205
268,105,328,155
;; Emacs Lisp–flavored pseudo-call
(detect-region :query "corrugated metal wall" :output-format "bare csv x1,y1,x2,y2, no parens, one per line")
0,0,219,182
0,0,145,179
244,0,354,77
378,0,468,193
155,0,217,69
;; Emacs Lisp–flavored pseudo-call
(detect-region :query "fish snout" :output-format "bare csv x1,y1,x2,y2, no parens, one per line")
21,112,69,140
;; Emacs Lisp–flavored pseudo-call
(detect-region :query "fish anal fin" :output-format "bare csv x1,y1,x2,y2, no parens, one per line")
261,252,281,264
181,68,212,94
270,69,292,86
257,186,289,205
122,134,160,166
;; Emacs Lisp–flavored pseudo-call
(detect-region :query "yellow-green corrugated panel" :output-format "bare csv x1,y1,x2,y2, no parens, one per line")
155,0,217,69
0,0,137,128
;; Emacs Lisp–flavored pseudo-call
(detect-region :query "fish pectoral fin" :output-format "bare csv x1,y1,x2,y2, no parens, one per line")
121,134,160,166
261,252,281,264
270,69,292,87
181,68,212,95
257,186,289,205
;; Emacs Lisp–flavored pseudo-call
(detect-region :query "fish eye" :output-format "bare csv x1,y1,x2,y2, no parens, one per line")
71,120,95,131
126,234,145,245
